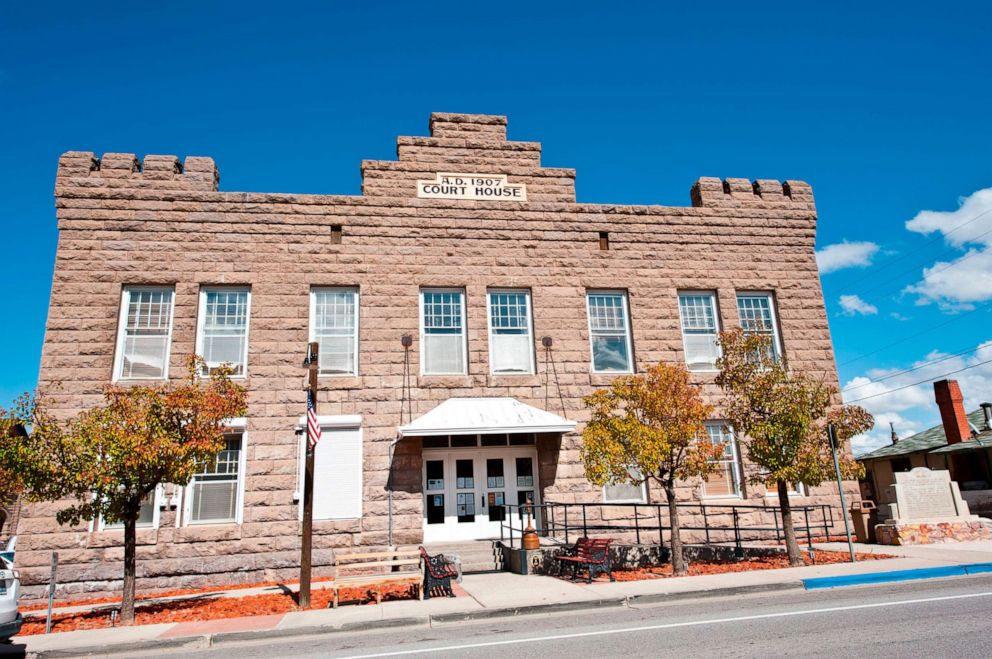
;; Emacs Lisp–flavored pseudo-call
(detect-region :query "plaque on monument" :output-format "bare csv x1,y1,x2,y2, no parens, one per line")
891,468,964,521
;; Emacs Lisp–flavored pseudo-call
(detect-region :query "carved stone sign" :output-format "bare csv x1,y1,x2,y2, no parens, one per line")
416,173,527,201
892,468,961,520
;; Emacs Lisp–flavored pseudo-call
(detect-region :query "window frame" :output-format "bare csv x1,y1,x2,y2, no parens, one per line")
602,469,648,504
113,285,176,382
182,419,248,526
485,289,536,375
196,286,251,378
585,290,634,374
419,288,468,376
309,287,360,377
677,291,722,372
96,485,163,532
736,292,783,361
701,422,742,499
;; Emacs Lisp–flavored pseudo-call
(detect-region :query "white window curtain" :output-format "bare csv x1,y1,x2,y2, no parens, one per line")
488,291,534,374
312,288,359,375
421,290,466,375
199,288,250,376
737,293,781,361
678,293,720,371
312,425,363,519
586,291,632,373
117,287,174,379
188,433,243,524
702,423,741,498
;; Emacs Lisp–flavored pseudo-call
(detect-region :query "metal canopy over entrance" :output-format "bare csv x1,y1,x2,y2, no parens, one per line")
399,398,574,542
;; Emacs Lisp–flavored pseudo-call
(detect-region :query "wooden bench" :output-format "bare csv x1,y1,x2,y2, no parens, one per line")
330,548,422,608
554,537,615,583
419,547,459,599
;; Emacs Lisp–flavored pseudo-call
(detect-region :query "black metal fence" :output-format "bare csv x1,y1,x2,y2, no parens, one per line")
500,500,836,559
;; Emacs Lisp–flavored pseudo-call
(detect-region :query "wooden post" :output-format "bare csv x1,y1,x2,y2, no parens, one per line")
299,341,319,609
45,551,58,634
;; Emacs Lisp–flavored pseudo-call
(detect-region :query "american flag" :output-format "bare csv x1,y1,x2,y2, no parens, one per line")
307,389,321,451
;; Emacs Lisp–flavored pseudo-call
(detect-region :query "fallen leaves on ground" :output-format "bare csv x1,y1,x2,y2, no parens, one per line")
18,583,420,636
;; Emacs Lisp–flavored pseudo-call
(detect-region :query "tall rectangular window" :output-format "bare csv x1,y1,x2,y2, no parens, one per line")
586,291,633,373
187,432,244,524
421,289,467,375
487,290,534,374
311,288,359,376
678,293,721,371
197,288,250,376
737,293,782,361
702,423,741,498
115,286,175,380
101,489,159,530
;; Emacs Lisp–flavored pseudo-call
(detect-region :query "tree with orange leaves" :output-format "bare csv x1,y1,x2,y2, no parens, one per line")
715,329,873,566
581,362,723,576
0,357,246,624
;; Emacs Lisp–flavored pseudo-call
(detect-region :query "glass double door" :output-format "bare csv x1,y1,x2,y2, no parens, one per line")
423,447,539,542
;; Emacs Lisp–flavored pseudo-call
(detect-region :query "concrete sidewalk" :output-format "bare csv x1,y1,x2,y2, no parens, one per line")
7,540,992,658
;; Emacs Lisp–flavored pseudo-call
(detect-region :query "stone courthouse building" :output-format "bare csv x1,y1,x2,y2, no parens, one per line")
19,112,852,596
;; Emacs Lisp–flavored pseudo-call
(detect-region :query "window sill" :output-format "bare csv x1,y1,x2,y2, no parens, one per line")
487,374,541,387
317,376,362,389
417,375,474,388
589,373,632,387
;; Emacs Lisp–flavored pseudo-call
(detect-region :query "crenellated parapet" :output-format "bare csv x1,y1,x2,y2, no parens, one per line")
361,112,576,203
55,152,219,192
691,176,815,211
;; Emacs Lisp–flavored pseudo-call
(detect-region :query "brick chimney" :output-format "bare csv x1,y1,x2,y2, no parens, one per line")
934,379,971,445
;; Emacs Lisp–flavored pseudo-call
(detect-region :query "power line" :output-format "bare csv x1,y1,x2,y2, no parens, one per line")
837,299,992,367
851,225,992,299
843,357,992,404
834,205,992,292
841,342,988,392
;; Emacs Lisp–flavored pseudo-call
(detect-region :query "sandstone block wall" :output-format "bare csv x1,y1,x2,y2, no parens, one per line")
21,112,849,599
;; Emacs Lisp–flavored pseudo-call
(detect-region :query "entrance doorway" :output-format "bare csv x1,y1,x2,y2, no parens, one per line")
423,441,539,543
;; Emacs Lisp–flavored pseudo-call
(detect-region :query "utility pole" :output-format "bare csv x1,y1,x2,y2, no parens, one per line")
300,341,319,608
828,422,857,563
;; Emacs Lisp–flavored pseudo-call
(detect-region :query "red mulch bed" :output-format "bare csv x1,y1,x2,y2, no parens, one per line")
18,583,419,636
599,550,894,582
19,576,337,613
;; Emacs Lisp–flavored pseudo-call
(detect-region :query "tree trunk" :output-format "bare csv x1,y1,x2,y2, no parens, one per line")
665,483,686,576
121,516,137,625
777,480,802,567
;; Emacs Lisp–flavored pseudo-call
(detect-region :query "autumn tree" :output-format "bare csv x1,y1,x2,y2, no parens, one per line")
0,358,246,624
581,362,723,575
715,329,873,566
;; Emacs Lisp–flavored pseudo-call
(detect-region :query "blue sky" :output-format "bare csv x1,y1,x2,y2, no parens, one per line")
2,2,990,452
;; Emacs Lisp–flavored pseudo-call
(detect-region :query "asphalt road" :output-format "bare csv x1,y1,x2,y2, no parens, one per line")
145,574,992,659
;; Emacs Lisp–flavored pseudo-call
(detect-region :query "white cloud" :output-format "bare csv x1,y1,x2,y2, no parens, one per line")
904,187,992,307
815,241,880,274
838,294,878,316
889,312,910,321
843,340,992,455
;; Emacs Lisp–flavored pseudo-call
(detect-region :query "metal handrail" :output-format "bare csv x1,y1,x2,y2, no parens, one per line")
498,500,838,560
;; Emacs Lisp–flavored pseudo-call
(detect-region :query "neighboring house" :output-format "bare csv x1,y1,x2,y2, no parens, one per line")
859,379,992,518
18,112,850,598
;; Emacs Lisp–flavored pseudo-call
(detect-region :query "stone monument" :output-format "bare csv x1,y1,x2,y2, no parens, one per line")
875,468,991,545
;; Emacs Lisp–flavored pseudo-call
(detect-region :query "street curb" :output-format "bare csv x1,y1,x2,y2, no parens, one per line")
430,597,627,623
210,616,429,645
802,562,992,590
32,634,209,658
626,580,803,605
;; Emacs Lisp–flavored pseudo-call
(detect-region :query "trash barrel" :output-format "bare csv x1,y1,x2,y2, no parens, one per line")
849,500,877,544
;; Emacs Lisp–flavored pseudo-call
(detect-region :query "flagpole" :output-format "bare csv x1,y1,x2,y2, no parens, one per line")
300,341,319,609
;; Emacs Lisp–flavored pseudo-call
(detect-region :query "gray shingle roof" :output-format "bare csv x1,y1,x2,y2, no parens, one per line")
858,408,988,460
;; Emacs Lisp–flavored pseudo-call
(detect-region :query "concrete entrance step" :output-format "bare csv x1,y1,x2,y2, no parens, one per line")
423,540,505,573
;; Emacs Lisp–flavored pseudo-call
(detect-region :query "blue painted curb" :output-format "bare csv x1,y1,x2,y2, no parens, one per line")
803,562,992,590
